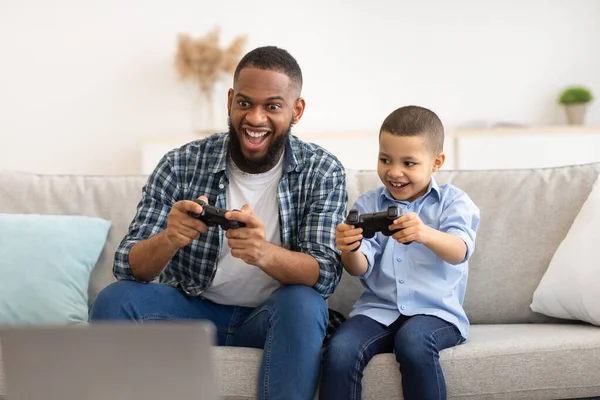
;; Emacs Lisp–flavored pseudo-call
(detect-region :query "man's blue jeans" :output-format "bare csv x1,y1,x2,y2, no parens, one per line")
319,314,463,400
89,280,328,400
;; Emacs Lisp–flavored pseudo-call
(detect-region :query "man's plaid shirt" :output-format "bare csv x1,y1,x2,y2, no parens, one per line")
114,133,348,331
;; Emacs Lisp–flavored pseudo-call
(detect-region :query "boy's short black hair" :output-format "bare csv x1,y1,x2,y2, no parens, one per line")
234,46,303,94
380,105,444,154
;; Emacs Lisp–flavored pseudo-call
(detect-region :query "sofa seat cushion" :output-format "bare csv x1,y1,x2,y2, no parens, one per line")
1,324,599,400
363,323,600,400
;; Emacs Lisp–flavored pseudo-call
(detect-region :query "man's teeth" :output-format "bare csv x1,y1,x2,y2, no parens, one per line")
246,129,268,138
391,182,408,188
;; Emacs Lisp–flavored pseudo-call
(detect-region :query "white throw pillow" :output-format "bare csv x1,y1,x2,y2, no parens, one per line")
530,174,600,325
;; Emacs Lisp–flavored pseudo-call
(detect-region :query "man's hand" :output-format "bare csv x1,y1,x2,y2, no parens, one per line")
335,223,363,253
390,212,433,245
164,195,209,249
225,204,268,268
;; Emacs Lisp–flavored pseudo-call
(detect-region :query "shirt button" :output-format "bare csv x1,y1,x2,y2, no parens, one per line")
396,257,402,262
399,279,405,284
407,204,411,209
401,305,407,310
219,184,224,189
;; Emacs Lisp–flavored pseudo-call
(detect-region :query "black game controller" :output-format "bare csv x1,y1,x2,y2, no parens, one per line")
188,199,246,230
346,205,412,251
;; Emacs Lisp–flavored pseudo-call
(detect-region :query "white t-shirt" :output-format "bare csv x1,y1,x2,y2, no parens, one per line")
201,155,284,307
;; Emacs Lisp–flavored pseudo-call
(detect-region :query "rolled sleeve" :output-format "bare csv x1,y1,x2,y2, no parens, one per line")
301,167,348,299
113,155,181,281
352,195,382,281
439,191,481,263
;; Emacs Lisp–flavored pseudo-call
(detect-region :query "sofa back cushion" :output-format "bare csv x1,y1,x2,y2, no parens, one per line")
328,162,600,324
2,161,599,324
0,171,147,306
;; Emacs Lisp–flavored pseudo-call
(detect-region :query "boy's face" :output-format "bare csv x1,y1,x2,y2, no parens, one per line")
377,131,445,202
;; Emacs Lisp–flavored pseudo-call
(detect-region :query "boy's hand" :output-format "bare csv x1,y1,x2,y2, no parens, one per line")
390,212,433,245
335,223,363,253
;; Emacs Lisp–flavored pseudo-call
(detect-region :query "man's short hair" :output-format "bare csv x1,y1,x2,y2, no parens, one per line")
233,46,303,94
380,105,444,154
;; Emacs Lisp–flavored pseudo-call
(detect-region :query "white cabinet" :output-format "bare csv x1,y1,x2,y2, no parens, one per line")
453,126,600,170
140,127,600,175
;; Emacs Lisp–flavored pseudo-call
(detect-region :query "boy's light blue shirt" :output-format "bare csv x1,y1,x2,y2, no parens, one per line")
350,177,480,340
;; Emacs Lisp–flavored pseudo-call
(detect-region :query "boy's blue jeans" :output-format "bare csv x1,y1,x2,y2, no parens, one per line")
319,314,463,400
89,280,328,400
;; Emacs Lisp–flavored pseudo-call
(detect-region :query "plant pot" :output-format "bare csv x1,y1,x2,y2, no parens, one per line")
564,104,587,125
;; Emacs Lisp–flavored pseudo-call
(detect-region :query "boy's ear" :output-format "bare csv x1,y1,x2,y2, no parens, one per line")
432,152,446,172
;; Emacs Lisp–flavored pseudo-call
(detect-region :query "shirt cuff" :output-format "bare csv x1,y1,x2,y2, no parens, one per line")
445,228,475,263
358,239,376,280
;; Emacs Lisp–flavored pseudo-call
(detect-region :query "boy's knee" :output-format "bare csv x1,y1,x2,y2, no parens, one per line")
395,328,436,364
323,336,363,370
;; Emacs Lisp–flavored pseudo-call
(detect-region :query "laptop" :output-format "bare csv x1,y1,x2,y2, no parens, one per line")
0,322,218,400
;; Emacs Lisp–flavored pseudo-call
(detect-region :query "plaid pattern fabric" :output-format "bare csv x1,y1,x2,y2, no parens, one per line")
114,132,347,300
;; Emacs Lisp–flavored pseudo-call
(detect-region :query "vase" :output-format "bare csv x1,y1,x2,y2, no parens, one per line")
191,77,229,137
564,104,587,125
191,88,217,136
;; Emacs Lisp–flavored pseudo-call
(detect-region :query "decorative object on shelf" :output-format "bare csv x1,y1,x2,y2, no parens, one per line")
558,86,594,125
175,27,247,135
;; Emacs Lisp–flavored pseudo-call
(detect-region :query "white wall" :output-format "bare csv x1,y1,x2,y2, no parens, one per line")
1,0,599,175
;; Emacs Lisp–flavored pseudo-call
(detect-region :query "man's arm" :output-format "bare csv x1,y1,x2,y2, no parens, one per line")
113,156,207,282
127,231,179,282
224,204,320,285
253,240,321,287
225,166,347,298
126,199,208,282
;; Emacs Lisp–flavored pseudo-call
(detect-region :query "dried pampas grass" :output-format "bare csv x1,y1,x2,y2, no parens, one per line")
175,27,247,93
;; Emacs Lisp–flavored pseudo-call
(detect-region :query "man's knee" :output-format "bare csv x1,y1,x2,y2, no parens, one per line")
89,280,149,321
270,285,328,330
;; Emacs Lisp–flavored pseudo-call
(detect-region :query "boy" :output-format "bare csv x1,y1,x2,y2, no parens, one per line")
319,105,480,400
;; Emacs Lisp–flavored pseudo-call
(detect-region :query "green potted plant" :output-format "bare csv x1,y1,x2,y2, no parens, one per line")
558,86,594,125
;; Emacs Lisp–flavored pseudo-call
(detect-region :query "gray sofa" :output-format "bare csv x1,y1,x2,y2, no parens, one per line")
1,162,600,400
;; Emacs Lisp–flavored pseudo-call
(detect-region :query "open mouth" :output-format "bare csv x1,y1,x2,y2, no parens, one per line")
243,128,270,150
389,180,409,189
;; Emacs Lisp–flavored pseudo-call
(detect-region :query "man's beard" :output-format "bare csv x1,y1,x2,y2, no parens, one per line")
227,117,293,174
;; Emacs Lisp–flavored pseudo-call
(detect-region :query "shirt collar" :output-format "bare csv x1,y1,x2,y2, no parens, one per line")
208,133,229,173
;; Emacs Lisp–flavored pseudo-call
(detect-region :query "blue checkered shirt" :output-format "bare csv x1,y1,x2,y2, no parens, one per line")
114,133,348,300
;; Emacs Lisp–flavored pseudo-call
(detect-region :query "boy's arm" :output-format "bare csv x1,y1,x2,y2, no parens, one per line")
421,229,468,265
337,195,382,278
341,251,369,277
393,191,480,265
297,165,348,298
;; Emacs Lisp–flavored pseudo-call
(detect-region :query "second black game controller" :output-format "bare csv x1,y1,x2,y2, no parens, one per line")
188,199,246,230
345,205,412,251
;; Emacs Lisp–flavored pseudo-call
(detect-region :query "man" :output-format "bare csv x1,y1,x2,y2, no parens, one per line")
89,46,347,400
